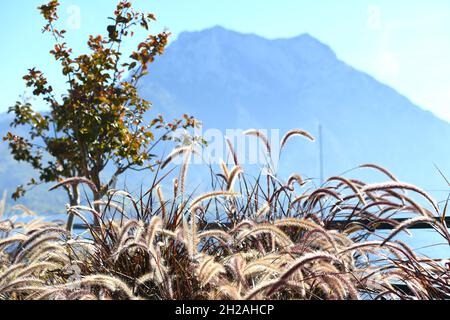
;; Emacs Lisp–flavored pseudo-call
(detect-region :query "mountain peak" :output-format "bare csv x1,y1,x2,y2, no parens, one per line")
291,32,328,46
177,26,327,44
173,26,337,63
277,32,337,61
201,25,232,34
175,25,257,43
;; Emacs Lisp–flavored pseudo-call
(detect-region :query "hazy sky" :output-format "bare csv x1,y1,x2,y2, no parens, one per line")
1,0,450,122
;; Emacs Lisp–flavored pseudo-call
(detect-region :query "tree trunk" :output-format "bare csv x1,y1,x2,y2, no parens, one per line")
66,185,80,233
92,190,102,228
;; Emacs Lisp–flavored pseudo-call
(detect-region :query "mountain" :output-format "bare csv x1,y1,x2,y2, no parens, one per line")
1,26,449,213
0,114,66,214
138,26,450,193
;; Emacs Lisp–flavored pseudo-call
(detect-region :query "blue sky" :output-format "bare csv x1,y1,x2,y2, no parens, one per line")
1,0,450,121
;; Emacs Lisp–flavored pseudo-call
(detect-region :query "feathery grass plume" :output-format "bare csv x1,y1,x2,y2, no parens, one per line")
333,273,359,300
14,234,64,264
117,220,141,248
227,255,247,287
220,160,230,181
197,230,232,248
172,178,179,206
229,219,255,234
266,252,341,296
273,218,322,231
374,188,407,206
10,204,38,217
146,216,163,247
280,129,315,150
190,191,240,209
299,229,340,254
225,136,239,166
286,174,304,190
155,186,167,223
49,177,98,194
381,217,439,246
13,262,60,280
16,227,66,251
244,129,272,157
106,189,137,202
133,220,146,243
327,176,366,205
25,242,68,264
161,146,194,169
197,255,226,287
93,199,125,215
243,261,281,278
236,224,293,248
179,147,194,197
38,275,136,300
0,263,27,284
0,278,45,295
227,166,243,191
306,188,344,204
200,262,226,287
361,182,439,213
316,273,346,299
359,164,399,182
243,279,281,300
14,218,48,234
0,236,27,252
71,205,103,223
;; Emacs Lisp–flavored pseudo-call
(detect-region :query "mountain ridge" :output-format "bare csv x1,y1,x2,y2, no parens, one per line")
170,26,446,124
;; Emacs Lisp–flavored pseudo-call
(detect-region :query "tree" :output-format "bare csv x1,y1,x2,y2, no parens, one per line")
3,1,198,226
